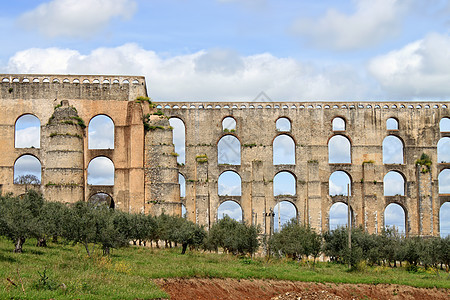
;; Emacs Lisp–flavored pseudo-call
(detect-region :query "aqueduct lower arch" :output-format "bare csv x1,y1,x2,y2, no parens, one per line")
0,74,449,237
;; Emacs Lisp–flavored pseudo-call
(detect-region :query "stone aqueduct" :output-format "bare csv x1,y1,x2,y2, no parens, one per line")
1,74,449,237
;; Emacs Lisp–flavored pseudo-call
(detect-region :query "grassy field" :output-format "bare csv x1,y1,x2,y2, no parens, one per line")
0,237,449,299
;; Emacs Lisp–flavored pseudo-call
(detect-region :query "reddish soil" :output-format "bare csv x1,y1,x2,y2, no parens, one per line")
154,278,450,300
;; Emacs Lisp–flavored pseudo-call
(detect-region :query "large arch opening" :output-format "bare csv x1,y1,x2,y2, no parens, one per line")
179,173,186,198
440,202,450,237
169,118,186,164
88,193,114,209
384,203,406,235
437,137,450,163
438,169,450,194
273,134,295,165
217,200,242,221
222,117,236,131
328,135,351,163
276,117,291,132
14,155,41,184
15,114,40,148
383,171,405,196
273,201,297,232
87,157,114,185
273,171,296,196
329,202,352,230
440,117,450,132
217,135,240,165
218,171,241,196
88,115,114,149
386,118,399,130
383,135,404,164
329,171,351,196
332,117,346,131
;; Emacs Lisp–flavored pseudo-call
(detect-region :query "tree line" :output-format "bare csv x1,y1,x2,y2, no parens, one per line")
1,190,449,272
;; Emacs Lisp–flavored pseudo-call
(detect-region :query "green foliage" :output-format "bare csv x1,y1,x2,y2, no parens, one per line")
415,153,432,173
153,110,164,116
71,116,86,129
33,268,59,291
196,154,208,163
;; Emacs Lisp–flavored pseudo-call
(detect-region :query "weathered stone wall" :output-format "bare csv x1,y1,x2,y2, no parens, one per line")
0,74,448,237
162,102,450,237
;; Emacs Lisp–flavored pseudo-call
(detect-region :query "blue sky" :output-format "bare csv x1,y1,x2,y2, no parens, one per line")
1,0,450,100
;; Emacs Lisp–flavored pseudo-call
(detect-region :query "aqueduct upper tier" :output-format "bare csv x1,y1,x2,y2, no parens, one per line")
1,74,449,237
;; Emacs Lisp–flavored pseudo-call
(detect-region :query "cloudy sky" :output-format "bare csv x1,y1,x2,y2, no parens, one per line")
1,0,450,100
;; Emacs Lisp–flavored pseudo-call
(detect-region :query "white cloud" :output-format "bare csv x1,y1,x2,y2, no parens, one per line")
88,115,114,149
3,44,370,100
87,157,114,185
15,127,40,149
19,0,137,38
368,33,450,98
292,0,408,50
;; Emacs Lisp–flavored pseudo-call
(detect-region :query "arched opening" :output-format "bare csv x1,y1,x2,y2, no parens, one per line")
14,155,41,184
383,135,404,164
440,117,450,132
15,114,40,148
218,135,240,165
222,117,236,131
273,201,297,232
276,117,291,132
218,171,241,196
329,171,351,196
169,118,185,164
332,117,346,131
88,115,114,149
386,118,399,130
87,157,114,185
383,171,405,196
273,171,296,196
217,200,242,221
329,202,352,230
440,202,450,237
179,173,186,198
384,203,406,235
273,134,295,165
438,169,450,194
88,193,114,209
437,137,450,163
181,204,187,218
328,135,351,163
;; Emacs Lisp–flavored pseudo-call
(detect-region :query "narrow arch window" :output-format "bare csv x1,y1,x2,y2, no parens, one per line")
332,117,345,131
440,202,450,237
276,117,291,131
438,169,450,194
88,193,114,209
328,135,351,163
273,171,296,196
169,118,186,164
87,157,114,185
386,118,399,130
218,171,241,196
218,135,240,165
383,136,403,164
437,137,450,163
179,173,186,198
329,202,352,230
14,155,41,184
181,204,187,218
329,171,351,196
222,117,236,131
383,171,405,196
15,114,40,148
384,203,406,235
217,201,242,221
273,201,297,232
88,115,114,149
440,117,450,132
273,135,295,165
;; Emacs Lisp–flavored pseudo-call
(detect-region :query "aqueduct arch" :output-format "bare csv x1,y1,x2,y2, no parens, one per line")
0,74,449,237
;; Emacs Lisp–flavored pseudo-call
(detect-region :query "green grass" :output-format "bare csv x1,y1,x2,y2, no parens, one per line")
0,237,448,299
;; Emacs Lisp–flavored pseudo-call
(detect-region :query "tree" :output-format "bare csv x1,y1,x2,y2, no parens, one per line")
171,218,206,254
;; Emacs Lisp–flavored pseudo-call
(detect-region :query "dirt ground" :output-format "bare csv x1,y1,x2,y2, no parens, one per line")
154,278,450,300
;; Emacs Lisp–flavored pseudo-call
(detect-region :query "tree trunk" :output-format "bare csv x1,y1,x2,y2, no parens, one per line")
36,237,47,247
52,234,58,243
14,237,26,253
84,242,91,257
103,246,110,256
181,243,188,254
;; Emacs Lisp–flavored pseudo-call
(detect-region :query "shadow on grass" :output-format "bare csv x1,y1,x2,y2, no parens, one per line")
0,255,16,263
